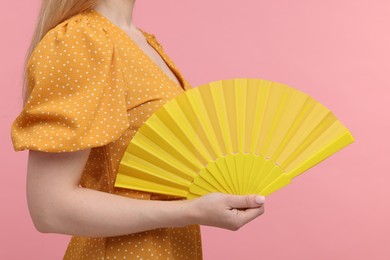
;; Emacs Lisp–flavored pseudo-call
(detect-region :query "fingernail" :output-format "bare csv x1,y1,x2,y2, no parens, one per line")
255,196,265,204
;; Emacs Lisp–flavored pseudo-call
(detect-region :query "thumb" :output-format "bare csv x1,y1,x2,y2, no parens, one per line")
226,194,266,209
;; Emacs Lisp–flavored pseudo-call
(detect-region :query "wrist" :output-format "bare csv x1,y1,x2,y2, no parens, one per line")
174,198,200,227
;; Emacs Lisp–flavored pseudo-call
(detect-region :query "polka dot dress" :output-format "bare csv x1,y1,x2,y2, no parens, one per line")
11,9,202,259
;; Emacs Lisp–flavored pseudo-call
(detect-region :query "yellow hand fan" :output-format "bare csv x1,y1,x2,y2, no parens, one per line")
115,78,354,199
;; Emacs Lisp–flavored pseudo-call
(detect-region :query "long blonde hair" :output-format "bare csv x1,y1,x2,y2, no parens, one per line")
22,0,98,106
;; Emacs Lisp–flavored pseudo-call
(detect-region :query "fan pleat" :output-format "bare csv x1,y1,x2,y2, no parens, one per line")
117,154,191,188
270,93,310,161
174,96,214,166
115,173,189,197
130,135,195,181
251,83,272,155
189,181,212,197
260,83,291,156
201,82,226,157
189,87,223,159
281,107,330,171
209,83,230,155
234,79,246,154
286,123,353,178
265,90,307,159
244,80,259,154
283,112,337,170
225,80,240,154
272,96,317,164
138,124,201,172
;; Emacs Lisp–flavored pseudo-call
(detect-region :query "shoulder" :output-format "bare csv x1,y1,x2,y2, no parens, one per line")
27,10,116,84
30,11,113,64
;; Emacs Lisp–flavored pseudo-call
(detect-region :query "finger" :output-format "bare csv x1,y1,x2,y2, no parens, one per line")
236,205,265,226
227,194,265,209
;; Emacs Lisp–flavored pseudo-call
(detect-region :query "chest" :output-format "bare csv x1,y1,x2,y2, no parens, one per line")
115,45,185,129
133,38,181,87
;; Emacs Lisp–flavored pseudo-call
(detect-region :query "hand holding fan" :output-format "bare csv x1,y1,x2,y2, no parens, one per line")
114,78,354,199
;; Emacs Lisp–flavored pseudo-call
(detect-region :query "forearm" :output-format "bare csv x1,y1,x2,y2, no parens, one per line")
26,149,196,237
35,187,195,237
26,149,265,237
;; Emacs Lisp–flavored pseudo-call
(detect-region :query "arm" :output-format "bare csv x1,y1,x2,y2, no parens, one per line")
27,149,265,237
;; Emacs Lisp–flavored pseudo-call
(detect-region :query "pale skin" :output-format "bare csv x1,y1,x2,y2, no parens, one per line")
26,0,265,238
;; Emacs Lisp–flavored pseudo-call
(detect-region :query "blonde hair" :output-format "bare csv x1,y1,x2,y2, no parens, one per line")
22,0,98,106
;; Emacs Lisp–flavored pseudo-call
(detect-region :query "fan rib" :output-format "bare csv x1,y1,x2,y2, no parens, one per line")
260,174,291,196
225,154,241,194
255,166,284,193
242,154,256,194
246,156,268,193
215,155,237,194
201,160,231,193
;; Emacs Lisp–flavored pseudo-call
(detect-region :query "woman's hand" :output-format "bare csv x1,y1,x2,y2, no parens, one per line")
190,193,265,231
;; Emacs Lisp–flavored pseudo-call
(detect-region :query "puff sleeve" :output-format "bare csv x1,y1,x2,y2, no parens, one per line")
11,19,129,152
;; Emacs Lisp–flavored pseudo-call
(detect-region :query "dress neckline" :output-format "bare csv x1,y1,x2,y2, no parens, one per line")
88,9,186,91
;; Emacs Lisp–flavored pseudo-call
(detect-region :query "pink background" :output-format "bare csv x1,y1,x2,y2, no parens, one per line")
2,0,389,259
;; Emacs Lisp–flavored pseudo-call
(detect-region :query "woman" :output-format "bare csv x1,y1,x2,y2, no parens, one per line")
11,0,266,258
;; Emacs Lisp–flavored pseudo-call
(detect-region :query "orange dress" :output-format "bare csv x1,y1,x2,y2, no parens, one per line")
11,9,202,259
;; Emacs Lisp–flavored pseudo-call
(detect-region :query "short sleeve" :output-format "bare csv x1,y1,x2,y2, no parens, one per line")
11,18,129,152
